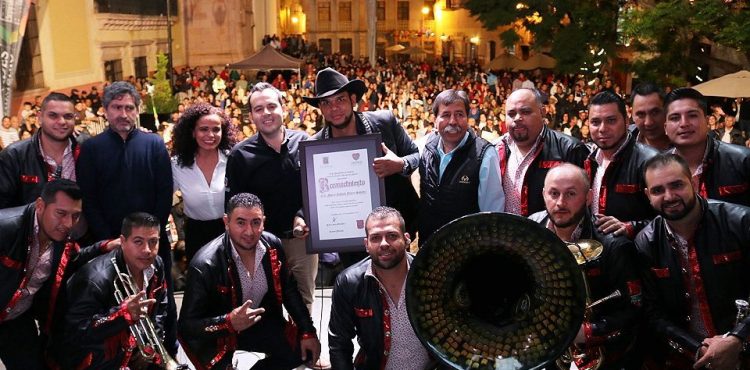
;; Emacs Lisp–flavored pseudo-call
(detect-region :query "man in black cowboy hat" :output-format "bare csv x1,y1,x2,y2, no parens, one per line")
303,67,420,261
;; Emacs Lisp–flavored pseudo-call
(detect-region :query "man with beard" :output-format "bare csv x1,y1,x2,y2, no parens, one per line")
304,68,420,255
75,81,176,353
665,87,750,207
529,164,642,370
178,193,320,370
585,91,659,239
498,88,589,216
329,207,434,370
418,89,504,245
631,82,672,151
635,153,750,370
0,93,79,209
226,83,321,363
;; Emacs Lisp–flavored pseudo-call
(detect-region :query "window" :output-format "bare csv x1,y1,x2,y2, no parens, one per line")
318,2,331,22
340,38,353,55
397,1,409,21
133,56,148,78
95,0,177,16
339,1,352,22
319,39,332,55
377,1,385,21
104,60,123,82
447,0,463,9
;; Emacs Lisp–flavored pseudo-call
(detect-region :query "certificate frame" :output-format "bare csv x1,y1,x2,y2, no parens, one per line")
299,133,386,253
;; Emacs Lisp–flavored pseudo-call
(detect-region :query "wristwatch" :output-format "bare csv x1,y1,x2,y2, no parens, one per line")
401,159,409,175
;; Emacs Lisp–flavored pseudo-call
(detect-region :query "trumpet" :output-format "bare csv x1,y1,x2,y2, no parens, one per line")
557,240,621,370
111,257,187,370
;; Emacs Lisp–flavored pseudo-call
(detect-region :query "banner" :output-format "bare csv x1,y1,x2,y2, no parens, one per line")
0,0,32,117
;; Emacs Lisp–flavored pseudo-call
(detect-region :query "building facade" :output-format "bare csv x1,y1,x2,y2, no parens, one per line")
295,0,512,63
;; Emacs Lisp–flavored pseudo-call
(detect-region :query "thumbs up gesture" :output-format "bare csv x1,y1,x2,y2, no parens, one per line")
372,143,405,178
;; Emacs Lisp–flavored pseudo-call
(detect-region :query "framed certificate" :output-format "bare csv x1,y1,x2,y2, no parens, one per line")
299,133,386,253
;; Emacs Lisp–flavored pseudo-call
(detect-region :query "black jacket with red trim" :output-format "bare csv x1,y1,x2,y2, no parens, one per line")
177,231,315,370
498,127,590,216
529,210,642,368
695,137,750,207
0,204,106,363
329,254,419,370
584,134,659,238
634,197,750,360
0,132,79,209
63,248,168,369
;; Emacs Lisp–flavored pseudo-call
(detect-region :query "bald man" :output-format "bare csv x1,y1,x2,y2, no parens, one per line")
498,88,589,216
529,163,642,369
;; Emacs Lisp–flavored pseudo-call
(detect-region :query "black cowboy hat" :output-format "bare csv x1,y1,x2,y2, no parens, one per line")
302,67,367,108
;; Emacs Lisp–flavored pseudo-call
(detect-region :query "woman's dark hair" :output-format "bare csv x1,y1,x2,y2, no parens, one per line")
171,102,237,167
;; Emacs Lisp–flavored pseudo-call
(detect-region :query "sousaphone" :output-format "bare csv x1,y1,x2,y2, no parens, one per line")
406,213,587,370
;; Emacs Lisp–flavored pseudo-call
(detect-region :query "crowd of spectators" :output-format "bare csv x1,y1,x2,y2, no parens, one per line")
5,44,750,265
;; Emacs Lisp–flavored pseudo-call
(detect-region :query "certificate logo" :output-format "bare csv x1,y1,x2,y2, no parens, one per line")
323,156,329,165
356,219,364,229
318,178,329,193
352,153,360,161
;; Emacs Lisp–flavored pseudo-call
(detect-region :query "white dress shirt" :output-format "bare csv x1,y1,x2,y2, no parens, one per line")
171,151,227,220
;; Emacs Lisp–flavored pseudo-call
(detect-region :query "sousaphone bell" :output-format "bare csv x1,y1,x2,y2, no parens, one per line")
406,213,587,370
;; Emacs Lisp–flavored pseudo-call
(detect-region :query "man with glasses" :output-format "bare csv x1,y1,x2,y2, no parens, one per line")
0,93,79,209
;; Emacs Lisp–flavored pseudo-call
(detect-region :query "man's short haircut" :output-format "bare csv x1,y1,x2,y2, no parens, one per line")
431,89,469,116
41,93,73,112
40,179,82,204
514,87,546,106
545,163,591,189
664,87,708,115
248,82,285,109
227,193,264,215
121,212,161,238
590,90,627,122
103,81,141,108
643,153,692,184
365,206,405,235
630,82,664,105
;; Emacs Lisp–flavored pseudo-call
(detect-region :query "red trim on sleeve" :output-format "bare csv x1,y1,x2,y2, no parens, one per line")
614,184,639,193
300,332,317,340
355,308,374,317
624,223,635,239
718,183,749,196
539,160,562,169
651,268,670,278
0,256,23,270
20,175,39,184
521,185,529,216
712,251,742,265
223,313,237,334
